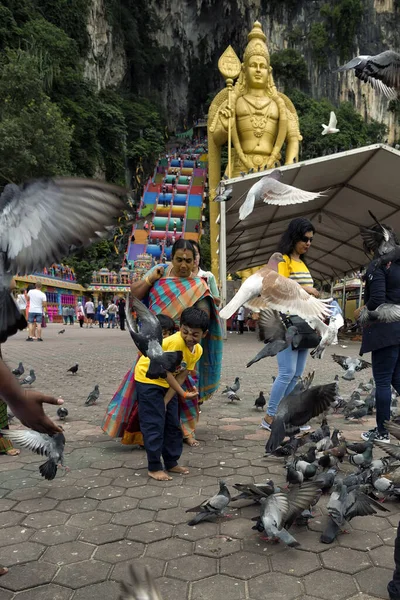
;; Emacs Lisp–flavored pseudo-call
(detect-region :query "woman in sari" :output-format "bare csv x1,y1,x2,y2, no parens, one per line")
102,239,222,447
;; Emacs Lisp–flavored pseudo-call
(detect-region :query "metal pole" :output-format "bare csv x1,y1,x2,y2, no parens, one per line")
220,200,227,340
342,277,346,317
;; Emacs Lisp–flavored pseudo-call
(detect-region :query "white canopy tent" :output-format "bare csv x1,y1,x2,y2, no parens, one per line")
219,144,400,287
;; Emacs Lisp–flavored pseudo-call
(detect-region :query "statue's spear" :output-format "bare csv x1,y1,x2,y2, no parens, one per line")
218,46,241,178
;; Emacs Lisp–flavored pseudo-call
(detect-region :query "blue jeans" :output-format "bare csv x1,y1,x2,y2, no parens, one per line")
266,345,309,417
107,313,115,328
372,345,400,434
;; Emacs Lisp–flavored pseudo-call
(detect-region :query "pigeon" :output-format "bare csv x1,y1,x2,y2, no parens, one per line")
0,178,126,344
265,378,337,453
384,420,400,440
336,50,400,98
332,354,372,380
20,369,36,386
239,170,326,220
309,418,330,443
254,392,266,410
186,479,231,526
320,479,389,544
58,329,65,335
309,313,344,359
0,429,65,480
85,384,100,406
219,253,332,322
348,443,373,468
226,390,241,402
359,211,400,270
214,187,233,203
67,364,79,375
246,309,298,367
12,362,24,376
222,377,240,394
359,304,400,325
231,480,276,502
57,407,68,420
374,440,400,460
119,563,163,600
126,296,183,379
286,465,304,486
321,111,339,135
314,468,337,493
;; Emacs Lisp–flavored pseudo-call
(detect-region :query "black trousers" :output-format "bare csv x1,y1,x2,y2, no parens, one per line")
136,381,182,472
238,320,244,334
388,521,400,599
119,314,125,331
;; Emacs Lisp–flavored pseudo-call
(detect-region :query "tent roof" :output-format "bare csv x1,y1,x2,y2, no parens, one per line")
223,144,400,282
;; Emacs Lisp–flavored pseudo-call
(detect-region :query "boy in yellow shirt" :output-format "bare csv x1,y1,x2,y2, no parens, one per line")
135,307,208,481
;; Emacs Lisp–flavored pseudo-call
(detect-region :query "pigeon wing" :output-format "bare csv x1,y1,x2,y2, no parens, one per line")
0,178,126,274
332,354,349,369
383,420,400,441
128,296,163,346
282,382,337,427
374,440,400,460
328,111,337,129
260,177,326,207
364,50,400,91
284,482,321,528
375,304,400,323
257,308,286,342
120,564,163,600
344,489,378,521
0,429,53,457
356,359,372,371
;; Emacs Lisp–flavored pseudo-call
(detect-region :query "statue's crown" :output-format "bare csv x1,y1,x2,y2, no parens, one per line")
243,21,269,62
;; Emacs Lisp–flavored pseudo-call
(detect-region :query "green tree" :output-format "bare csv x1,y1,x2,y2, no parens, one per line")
270,49,308,89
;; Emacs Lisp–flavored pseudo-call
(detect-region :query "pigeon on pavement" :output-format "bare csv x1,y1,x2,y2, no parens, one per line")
231,480,276,503
119,563,163,600
85,384,100,406
226,390,241,402
12,362,24,376
58,329,65,335
254,392,266,410
186,480,231,526
126,296,183,379
332,354,372,380
20,369,36,386
0,429,65,480
265,377,337,453
336,50,400,98
220,253,332,322
239,170,326,220
246,309,298,367
321,111,339,135
57,407,68,420
67,364,79,375
222,377,240,394
0,177,126,344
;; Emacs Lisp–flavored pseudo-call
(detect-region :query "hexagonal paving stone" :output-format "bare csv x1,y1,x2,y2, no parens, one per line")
249,572,303,600
296,529,335,553
45,486,87,500
0,526,33,545
85,486,126,500
0,561,58,591
0,541,45,566
220,551,270,579
155,577,188,600
184,475,218,488
369,544,395,567
57,497,99,514
111,557,165,583
98,496,139,513
0,588,13,600
337,530,383,551
356,566,394,598
112,476,147,488
156,507,190,525
187,456,219,468
195,536,241,558
271,547,321,576
22,510,69,529
380,526,397,546
71,468,102,479
304,569,357,600
43,540,95,565
0,498,16,512
192,574,246,599
127,522,173,544
125,486,161,499
112,508,155,526
2,510,23,527
220,518,252,539
321,547,371,574
350,515,389,532
67,510,111,529
164,485,198,499
166,555,217,581
203,466,235,477
9,583,73,599
94,539,144,563
54,559,111,589
31,525,81,546
140,495,181,510
80,523,127,545
14,497,58,514
147,537,192,560
71,580,121,600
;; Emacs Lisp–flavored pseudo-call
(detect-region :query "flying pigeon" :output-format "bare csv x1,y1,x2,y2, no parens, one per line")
239,170,326,220
222,377,240,394
0,178,126,344
322,111,340,135
85,384,100,406
214,187,233,203
359,211,400,269
246,309,298,367
332,354,371,380
20,369,36,386
126,296,183,379
265,377,337,453
336,50,400,98
231,480,275,503
254,391,266,410
67,364,79,375
119,563,163,600
57,407,68,420
359,304,400,325
12,362,24,377
219,253,332,322
58,329,65,335
309,312,345,359
186,479,231,526
0,429,65,480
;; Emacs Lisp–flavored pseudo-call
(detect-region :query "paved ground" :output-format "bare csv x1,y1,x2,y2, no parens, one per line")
0,324,398,600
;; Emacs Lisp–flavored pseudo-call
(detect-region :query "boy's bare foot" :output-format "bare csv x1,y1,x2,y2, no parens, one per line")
148,470,172,481
184,436,200,447
168,465,190,474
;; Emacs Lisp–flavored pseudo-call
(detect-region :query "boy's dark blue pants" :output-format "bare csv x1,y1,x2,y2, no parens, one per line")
388,520,400,600
136,381,183,472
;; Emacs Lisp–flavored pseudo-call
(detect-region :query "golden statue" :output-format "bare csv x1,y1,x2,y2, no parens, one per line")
208,21,302,277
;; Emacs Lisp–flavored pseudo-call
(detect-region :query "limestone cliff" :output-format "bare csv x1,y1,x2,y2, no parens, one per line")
85,0,400,139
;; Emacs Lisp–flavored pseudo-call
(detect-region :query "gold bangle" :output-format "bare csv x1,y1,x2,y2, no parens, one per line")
144,276,152,286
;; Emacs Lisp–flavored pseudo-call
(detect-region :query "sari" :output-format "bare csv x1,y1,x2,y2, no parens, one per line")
102,272,223,443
